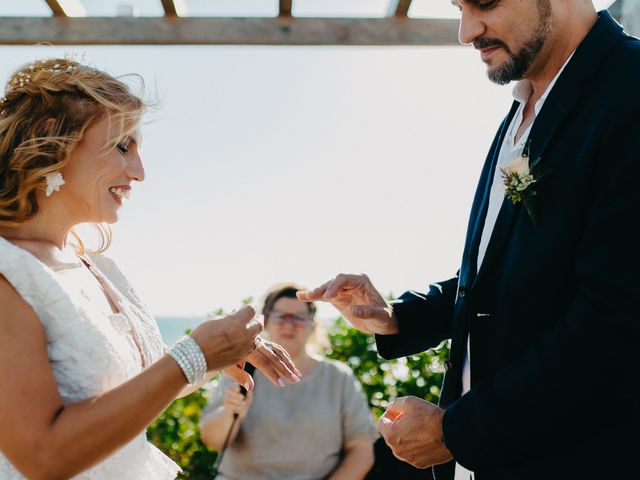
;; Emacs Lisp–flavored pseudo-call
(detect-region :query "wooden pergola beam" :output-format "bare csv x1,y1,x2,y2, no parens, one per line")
279,0,293,18
44,0,86,17
0,17,460,46
389,0,413,18
160,0,187,17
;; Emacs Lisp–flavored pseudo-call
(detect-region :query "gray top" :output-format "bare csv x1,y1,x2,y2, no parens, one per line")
200,357,378,480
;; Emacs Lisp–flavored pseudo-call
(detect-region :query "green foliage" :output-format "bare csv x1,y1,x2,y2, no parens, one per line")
148,312,450,477
324,316,449,417
147,384,218,479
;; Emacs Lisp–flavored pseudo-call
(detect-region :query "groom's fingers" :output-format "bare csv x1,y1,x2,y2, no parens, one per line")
299,274,372,302
297,280,331,302
350,304,390,322
381,408,405,423
379,413,402,447
323,273,362,299
379,405,412,462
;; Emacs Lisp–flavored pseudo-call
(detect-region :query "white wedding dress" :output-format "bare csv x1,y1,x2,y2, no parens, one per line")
0,237,181,479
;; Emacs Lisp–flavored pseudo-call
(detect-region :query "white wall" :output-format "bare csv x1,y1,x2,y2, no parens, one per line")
622,0,640,36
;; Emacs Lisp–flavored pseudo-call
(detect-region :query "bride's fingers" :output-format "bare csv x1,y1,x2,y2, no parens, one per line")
221,365,255,391
265,341,302,378
247,341,302,388
248,349,284,387
257,339,300,382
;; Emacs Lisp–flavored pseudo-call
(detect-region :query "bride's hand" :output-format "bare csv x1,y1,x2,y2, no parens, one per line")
190,306,262,373
222,338,301,390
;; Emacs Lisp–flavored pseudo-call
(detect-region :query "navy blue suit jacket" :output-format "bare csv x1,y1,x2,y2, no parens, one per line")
377,12,640,480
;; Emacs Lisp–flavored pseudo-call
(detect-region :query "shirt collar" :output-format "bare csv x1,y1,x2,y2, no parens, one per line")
511,51,576,115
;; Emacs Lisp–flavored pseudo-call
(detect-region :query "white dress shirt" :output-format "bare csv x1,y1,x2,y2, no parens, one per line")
453,53,573,480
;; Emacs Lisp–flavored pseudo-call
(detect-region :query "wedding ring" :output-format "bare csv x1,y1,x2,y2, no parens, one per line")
254,336,274,353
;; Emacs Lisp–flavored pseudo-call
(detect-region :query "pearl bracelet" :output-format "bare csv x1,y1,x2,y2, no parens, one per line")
168,335,208,386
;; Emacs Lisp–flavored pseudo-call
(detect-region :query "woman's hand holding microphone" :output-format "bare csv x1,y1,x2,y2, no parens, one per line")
223,385,254,420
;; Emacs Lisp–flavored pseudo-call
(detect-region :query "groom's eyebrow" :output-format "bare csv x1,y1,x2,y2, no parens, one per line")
451,0,486,6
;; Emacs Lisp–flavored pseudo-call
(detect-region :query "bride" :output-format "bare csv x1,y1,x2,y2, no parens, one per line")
0,58,300,479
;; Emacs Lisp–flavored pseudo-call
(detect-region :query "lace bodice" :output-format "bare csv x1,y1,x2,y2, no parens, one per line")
0,237,180,479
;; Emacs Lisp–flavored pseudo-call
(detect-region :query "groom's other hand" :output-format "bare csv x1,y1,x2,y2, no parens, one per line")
297,273,399,335
379,396,453,469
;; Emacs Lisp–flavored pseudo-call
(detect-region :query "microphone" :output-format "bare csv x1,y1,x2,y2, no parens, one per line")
211,362,256,478
235,363,255,416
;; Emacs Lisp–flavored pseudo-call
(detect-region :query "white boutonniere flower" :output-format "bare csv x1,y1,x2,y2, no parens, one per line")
45,172,65,197
500,147,545,226
501,154,536,198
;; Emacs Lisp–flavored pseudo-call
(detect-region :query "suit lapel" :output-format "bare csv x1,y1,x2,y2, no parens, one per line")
471,11,625,288
459,101,519,290
473,83,583,286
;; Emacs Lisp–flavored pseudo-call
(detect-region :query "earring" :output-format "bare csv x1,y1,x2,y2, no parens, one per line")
45,172,65,197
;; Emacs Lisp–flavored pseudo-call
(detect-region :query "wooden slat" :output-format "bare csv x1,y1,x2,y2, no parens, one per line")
279,0,293,17
160,0,186,17
388,0,413,18
0,17,460,46
44,0,86,17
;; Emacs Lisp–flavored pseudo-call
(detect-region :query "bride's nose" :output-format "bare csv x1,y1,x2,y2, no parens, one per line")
127,152,145,182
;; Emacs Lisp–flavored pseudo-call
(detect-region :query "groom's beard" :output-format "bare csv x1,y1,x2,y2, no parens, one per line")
478,0,553,85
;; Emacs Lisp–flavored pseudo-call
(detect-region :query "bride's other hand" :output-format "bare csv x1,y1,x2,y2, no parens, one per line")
222,338,301,390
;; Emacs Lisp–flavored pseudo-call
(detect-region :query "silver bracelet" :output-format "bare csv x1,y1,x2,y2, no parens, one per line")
168,335,208,386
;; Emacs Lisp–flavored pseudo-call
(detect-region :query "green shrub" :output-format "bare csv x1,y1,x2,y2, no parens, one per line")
325,316,449,417
147,384,217,479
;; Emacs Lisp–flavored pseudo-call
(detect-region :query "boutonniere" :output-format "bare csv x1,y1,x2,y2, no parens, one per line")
500,142,546,226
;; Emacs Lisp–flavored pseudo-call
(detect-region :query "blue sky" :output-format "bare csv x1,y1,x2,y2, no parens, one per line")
0,0,617,318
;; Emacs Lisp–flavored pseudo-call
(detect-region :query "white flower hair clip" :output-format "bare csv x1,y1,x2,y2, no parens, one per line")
45,172,65,197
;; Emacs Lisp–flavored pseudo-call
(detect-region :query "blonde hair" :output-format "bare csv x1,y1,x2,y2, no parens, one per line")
0,57,145,252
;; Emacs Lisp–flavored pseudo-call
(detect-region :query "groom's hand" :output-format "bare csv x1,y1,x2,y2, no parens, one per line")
297,273,399,335
379,396,453,469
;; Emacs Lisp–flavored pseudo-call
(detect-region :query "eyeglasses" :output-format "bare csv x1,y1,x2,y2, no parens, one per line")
268,310,312,327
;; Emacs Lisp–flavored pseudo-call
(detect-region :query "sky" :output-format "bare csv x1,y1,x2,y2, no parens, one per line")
0,0,617,319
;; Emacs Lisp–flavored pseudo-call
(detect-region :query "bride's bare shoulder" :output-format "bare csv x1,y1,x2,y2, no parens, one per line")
0,274,42,328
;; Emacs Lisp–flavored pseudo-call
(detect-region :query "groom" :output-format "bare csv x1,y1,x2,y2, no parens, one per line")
299,1,640,479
